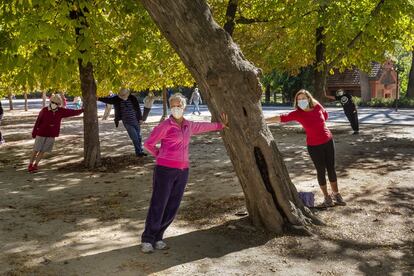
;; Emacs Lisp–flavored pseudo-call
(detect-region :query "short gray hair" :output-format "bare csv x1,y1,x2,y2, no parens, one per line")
169,93,187,108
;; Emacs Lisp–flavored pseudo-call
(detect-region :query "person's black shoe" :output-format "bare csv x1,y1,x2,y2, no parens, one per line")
352,131,359,135
137,152,148,157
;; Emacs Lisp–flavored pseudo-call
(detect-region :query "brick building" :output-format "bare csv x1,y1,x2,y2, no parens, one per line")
326,60,398,101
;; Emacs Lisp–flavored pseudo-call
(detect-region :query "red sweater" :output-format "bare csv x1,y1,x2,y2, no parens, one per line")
280,104,332,146
32,107,84,138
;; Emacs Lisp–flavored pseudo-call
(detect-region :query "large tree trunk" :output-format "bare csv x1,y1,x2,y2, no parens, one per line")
314,26,327,102
198,85,218,122
71,5,101,169
78,60,101,168
406,50,414,98
141,0,319,233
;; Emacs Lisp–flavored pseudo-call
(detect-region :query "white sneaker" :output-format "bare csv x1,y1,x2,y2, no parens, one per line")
141,242,154,253
155,240,168,250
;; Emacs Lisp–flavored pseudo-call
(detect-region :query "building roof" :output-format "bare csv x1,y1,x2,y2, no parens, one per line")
327,61,386,88
368,62,382,79
327,67,361,87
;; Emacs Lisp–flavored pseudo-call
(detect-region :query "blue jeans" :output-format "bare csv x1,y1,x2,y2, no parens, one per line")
192,102,200,114
123,123,143,155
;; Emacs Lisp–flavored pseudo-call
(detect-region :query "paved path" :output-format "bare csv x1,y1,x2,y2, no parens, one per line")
2,99,413,126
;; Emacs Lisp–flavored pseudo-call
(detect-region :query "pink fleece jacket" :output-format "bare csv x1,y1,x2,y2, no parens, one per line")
144,116,224,169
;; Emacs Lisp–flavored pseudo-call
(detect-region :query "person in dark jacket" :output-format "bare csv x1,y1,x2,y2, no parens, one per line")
98,88,147,157
0,100,4,144
325,89,359,134
29,94,84,173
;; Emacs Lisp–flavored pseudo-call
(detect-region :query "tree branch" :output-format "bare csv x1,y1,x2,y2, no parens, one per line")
235,16,269,24
223,0,238,36
235,9,317,25
328,0,385,69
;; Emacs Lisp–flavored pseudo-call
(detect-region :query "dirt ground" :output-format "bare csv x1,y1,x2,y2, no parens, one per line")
0,109,413,276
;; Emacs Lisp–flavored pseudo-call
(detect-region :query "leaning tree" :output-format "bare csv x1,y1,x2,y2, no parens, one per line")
140,0,321,233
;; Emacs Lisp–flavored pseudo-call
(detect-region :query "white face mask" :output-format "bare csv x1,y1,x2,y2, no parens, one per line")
297,99,309,110
171,107,184,119
50,103,58,110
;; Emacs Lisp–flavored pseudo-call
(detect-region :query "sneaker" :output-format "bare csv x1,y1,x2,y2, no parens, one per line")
32,164,39,172
352,131,359,135
331,193,346,206
137,152,148,157
317,197,335,208
28,164,34,173
141,242,154,253
155,240,168,250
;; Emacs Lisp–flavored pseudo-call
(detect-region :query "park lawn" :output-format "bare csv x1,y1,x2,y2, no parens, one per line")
0,109,413,275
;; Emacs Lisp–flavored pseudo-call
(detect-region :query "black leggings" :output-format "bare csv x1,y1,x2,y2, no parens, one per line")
307,139,337,186
345,109,359,131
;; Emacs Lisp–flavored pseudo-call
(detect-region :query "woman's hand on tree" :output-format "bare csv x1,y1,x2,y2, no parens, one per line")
220,112,229,129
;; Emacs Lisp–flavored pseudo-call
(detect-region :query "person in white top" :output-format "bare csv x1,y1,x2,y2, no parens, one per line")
73,96,82,109
189,87,202,115
143,91,156,121
102,91,114,120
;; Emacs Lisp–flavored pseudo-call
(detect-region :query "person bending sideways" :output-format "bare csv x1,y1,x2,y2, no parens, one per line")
29,94,84,173
266,89,346,208
140,93,228,253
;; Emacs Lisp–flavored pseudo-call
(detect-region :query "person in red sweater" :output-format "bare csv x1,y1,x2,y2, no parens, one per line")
28,94,84,173
266,89,346,208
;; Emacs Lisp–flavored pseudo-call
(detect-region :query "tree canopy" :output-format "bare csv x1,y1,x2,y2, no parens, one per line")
209,0,414,74
0,0,192,97
1,0,413,97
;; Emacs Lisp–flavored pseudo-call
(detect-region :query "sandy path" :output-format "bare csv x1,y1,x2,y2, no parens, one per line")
0,109,413,275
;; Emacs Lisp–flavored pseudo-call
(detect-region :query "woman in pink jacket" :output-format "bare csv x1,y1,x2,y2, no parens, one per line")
141,93,228,253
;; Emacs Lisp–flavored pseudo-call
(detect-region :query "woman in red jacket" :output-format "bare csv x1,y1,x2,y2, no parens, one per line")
266,89,346,208
28,94,83,173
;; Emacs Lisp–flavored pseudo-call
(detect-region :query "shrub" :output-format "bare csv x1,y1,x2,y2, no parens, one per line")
360,96,414,108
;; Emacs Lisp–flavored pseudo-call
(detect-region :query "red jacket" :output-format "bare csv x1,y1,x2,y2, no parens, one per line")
32,107,84,138
280,103,332,146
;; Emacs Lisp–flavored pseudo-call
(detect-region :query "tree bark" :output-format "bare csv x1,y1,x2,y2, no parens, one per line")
71,6,101,169
406,50,414,98
314,26,327,102
141,0,319,233
24,91,28,111
78,59,101,168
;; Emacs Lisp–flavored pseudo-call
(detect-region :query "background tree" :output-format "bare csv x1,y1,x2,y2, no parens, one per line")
209,0,414,101
0,0,193,168
407,49,414,98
